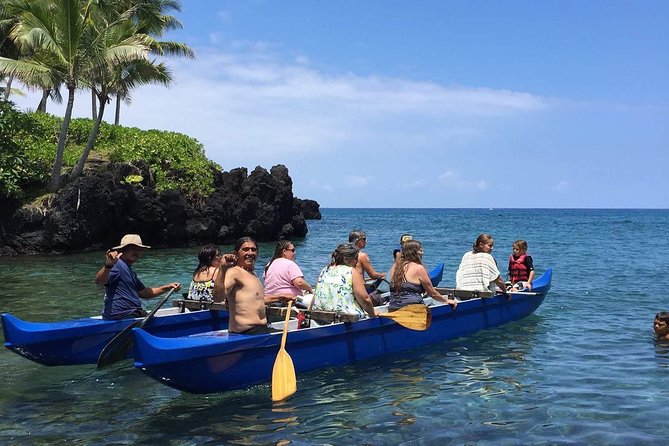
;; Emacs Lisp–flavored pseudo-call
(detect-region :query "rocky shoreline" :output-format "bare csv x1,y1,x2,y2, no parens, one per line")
0,161,320,256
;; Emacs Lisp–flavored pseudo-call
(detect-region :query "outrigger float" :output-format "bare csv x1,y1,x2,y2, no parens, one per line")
131,269,553,394
1,307,230,366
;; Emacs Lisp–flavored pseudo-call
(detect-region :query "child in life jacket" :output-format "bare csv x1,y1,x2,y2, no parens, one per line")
506,240,535,291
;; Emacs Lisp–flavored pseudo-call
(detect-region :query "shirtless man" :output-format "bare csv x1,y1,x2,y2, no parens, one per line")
348,229,386,281
213,237,292,335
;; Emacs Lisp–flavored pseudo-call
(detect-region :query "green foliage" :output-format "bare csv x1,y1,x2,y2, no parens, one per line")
0,103,218,199
0,101,50,198
104,127,215,196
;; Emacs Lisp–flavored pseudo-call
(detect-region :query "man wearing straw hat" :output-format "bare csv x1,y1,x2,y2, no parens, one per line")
95,234,180,320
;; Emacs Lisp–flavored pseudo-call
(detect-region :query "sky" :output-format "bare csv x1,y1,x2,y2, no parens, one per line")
8,1,669,208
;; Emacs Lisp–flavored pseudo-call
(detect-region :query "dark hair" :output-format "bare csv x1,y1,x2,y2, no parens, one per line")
656,312,669,324
513,240,528,252
193,244,220,277
234,236,257,252
265,240,293,274
473,233,494,253
391,240,423,290
348,230,366,244
329,243,359,268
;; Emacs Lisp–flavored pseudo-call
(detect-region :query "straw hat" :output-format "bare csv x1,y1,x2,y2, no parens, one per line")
112,234,151,250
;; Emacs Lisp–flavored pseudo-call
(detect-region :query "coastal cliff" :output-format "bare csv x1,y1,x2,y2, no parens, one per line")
0,161,321,256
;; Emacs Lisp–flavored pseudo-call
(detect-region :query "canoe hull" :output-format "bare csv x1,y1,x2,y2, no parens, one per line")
2,309,229,366
134,269,552,394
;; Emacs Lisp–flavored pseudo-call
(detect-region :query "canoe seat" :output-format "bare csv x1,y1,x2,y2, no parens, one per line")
305,310,360,325
172,299,228,312
434,288,494,300
172,299,361,325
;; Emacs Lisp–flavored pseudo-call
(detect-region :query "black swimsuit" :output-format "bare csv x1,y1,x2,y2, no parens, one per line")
232,325,281,335
389,282,425,311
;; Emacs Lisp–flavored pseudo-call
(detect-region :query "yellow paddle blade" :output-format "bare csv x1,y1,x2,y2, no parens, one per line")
272,349,297,401
379,304,432,331
271,300,297,401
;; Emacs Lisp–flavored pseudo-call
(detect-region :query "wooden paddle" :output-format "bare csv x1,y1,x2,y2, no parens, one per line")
378,304,432,331
271,300,297,401
97,287,178,369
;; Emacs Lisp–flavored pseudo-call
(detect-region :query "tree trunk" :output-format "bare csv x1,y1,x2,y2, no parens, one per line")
37,89,49,112
71,94,107,179
91,88,97,120
114,95,121,125
48,86,76,192
2,76,12,100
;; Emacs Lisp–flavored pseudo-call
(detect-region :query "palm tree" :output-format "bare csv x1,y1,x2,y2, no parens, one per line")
110,0,194,125
0,0,150,191
1,0,95,191
71,19,163,179
0,3,20,100
71,0,193,180
36,85,63,112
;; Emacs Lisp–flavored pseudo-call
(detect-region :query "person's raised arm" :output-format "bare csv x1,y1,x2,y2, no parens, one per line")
95,250,120,286
213,254,236,303
351,267,376,318
359,252,386,280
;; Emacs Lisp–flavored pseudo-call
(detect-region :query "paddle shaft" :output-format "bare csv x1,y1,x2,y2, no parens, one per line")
279,300,292,350
140,287,179,328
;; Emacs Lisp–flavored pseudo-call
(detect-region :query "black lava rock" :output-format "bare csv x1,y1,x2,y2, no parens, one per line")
0,162,319,255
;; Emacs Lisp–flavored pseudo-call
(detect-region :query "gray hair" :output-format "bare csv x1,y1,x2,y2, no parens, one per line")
348,229,366,244
330,243,359,267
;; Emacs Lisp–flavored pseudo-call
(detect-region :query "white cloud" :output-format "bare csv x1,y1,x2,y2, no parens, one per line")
552,180,569,192
8,46,550,164
397,179,429,190
345,176,375,188
96,45,549,166
6,43,548,205
438,170,488,191
216,10,231,22
208,32,225,45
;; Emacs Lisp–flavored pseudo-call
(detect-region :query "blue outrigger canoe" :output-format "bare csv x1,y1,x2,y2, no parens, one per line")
1,308,229,366
1,263,445,367
132,268,553,394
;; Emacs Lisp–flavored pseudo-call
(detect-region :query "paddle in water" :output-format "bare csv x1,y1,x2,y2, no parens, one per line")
97,286,178,369
271,300,297,401
378,304,432,331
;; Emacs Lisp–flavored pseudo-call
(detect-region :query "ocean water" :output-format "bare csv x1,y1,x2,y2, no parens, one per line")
1,208,668,445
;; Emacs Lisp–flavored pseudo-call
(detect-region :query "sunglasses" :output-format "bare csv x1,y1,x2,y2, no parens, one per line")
284,248,295,252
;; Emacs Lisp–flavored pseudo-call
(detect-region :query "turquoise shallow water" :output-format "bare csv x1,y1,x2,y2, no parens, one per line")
1,208,668,445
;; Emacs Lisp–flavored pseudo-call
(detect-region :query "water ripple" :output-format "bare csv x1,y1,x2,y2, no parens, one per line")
2,209,669,444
